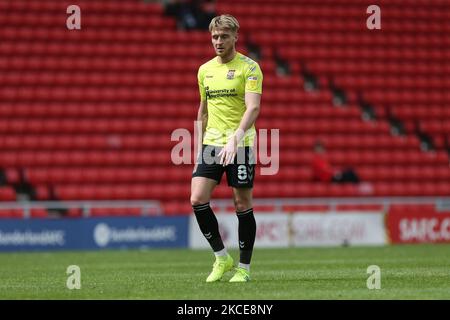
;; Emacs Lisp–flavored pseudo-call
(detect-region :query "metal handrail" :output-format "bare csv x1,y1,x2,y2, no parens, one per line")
0,197,449,218
211,197,450,212
0,200,163,218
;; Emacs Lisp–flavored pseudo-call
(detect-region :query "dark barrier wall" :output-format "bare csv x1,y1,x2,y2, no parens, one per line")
0,216,188,251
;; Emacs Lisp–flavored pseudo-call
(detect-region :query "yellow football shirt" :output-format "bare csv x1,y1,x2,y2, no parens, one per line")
197,52,263,147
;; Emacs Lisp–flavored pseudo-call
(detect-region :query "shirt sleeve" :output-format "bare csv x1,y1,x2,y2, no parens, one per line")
197,66,206,101
244,62,263,94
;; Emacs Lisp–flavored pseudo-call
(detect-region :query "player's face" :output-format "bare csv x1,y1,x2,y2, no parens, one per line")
211,28,237,58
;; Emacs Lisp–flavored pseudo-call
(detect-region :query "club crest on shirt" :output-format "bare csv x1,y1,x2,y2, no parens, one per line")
226,70,235,80
247,76,258,90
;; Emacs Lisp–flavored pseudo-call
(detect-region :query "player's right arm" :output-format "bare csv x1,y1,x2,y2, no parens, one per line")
196,66,208,154
197,100,208,135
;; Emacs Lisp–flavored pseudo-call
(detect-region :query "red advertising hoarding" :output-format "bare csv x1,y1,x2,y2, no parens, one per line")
387,211,450,243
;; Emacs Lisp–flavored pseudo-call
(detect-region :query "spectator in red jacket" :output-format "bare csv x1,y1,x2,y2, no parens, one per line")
312,140,334,182
312,140,360,184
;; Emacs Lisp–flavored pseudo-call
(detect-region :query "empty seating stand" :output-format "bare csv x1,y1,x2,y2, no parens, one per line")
0,0,448,216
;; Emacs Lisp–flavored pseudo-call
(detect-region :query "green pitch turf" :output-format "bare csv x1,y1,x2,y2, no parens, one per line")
0,244,449,299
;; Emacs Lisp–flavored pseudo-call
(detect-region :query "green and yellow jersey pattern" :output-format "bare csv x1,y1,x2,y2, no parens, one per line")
197,52,263,147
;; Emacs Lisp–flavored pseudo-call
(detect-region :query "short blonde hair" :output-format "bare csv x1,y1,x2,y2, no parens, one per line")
209,14,240,33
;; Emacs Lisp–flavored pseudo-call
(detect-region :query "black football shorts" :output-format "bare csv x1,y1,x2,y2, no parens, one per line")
192,144,256,188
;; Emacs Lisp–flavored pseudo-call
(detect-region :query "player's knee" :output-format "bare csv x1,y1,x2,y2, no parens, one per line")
190,196,210,207
234,199,252,212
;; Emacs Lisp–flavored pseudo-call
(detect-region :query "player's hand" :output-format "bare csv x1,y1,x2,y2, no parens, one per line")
218,135,237,166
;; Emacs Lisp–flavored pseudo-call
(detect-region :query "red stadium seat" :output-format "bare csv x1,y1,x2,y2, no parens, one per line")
0,209,24,219
0,187,16,201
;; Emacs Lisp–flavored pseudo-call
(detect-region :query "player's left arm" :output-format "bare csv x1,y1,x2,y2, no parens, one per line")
219,92,261,166
235,92,261,142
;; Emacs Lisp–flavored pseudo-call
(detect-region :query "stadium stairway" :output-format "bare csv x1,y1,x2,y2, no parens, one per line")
0,0,449,217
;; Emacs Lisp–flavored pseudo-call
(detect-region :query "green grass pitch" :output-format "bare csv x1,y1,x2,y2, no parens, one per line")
0,244,449,299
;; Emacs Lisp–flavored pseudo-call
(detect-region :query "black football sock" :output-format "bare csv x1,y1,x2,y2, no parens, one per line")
193,202,224,252
236,208,256,264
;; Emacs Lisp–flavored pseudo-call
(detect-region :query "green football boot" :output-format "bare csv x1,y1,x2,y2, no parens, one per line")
229,267,251,282
206,254,234,283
